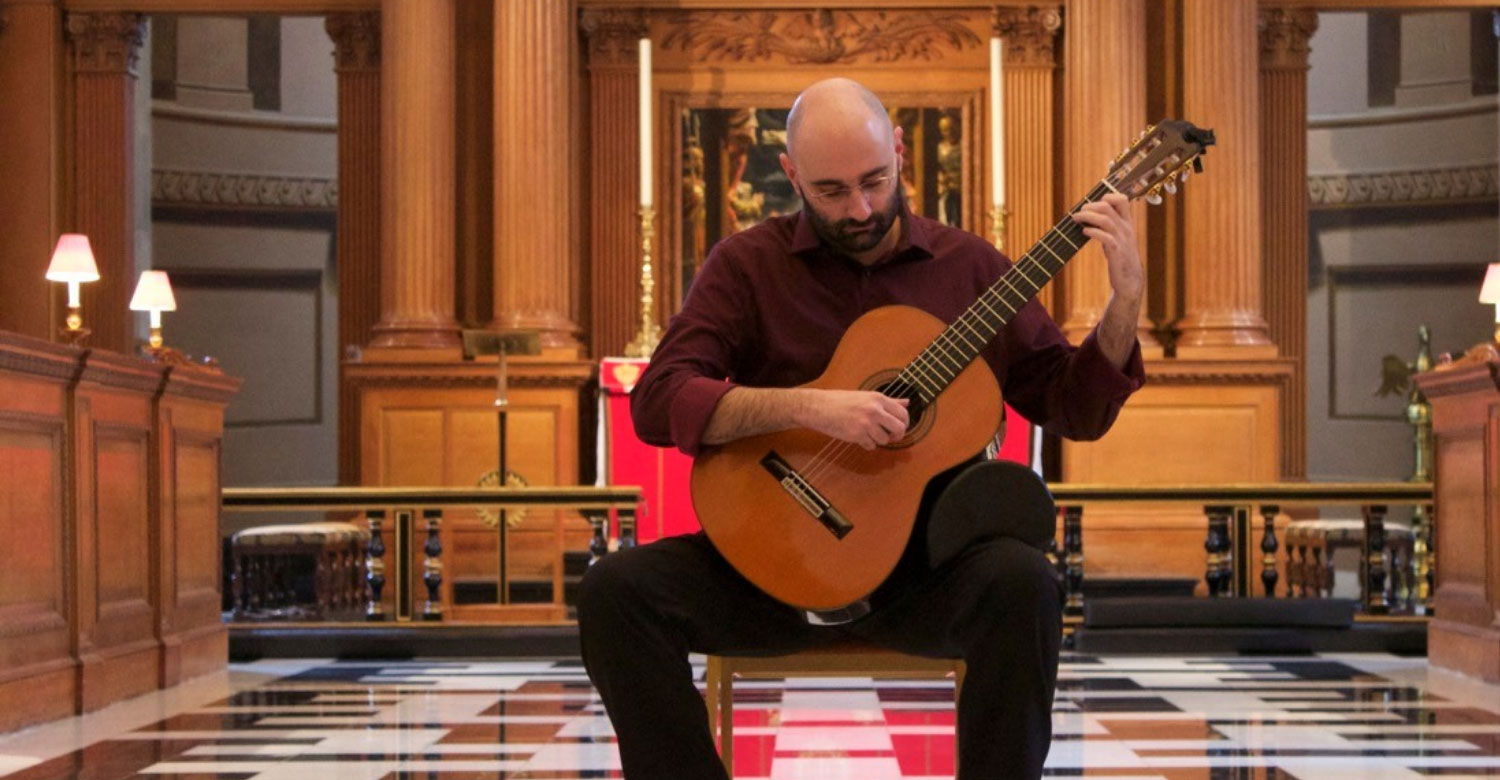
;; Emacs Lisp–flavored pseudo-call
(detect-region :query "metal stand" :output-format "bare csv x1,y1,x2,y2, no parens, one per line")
461,329,541,606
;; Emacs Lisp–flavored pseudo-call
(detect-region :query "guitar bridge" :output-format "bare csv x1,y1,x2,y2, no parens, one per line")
760,450,853,539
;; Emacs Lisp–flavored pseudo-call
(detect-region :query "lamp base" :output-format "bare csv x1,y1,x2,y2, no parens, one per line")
58,324,91,346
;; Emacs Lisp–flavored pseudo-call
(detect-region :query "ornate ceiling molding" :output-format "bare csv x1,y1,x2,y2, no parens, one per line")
152,168,338,212
659,9,984,66
1258,8,1318,71
1308,164,1498,209
326,12,380,72
580,7,647,67
65,12,146,75
992,5,1062,69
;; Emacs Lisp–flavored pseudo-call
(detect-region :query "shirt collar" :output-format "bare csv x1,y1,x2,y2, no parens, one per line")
790,203,935,263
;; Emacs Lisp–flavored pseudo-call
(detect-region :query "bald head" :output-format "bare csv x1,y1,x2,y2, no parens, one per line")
784,78,894,164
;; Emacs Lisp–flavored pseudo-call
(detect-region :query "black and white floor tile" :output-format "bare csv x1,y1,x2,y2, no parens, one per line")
2,653,1498,779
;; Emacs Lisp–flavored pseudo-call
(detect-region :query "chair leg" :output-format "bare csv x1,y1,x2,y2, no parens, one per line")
953,660,965,767
720,666,735,777
704,656,720,742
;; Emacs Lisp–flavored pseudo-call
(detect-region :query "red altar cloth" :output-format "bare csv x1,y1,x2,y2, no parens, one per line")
600,357,1034,546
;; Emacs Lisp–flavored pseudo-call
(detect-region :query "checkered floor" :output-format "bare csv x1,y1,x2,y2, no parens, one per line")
3,654,1499,779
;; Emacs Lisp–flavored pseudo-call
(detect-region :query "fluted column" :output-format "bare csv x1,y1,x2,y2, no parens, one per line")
369,0,459,350
1060,0,1155,350
327,11,380,483
581,9,645,358
66,12,144,355
1260,8,1317,477
1176,0,1273,356
994,6,1061,313
494,0,580,349
0,0,64,339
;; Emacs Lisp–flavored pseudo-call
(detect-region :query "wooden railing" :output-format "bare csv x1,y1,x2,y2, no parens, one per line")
222,486,643,623
1047,482,1435,619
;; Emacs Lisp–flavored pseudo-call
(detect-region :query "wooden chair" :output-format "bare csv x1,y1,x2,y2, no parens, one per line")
704,642,965,776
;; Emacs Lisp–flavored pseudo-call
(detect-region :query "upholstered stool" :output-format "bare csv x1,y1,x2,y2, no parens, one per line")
1285,518,1413,604
704,642,965,776
230,521,369,620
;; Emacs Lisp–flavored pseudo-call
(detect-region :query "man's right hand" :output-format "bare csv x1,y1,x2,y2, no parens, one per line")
798,389,910,450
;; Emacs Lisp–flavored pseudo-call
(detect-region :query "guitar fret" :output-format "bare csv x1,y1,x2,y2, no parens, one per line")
894,177,1117,403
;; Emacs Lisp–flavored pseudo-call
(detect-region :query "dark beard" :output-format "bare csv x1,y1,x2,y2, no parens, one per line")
798,180,904,257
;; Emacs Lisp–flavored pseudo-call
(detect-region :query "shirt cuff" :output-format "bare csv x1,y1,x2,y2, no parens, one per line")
1076,329,1147,398
670,376,737,457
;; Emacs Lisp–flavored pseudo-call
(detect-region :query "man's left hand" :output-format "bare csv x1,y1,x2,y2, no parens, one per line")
1071,193,1142,304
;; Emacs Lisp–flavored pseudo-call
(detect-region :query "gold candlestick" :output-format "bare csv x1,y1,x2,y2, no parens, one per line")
624,206,662,358
988,204,1008,251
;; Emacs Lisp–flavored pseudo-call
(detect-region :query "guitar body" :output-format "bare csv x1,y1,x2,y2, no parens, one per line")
691,305,1003,612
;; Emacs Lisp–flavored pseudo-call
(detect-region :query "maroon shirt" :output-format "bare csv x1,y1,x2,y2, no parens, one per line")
631,207,1145,457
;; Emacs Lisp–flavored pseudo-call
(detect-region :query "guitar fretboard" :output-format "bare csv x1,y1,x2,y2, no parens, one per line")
891,181,1112,404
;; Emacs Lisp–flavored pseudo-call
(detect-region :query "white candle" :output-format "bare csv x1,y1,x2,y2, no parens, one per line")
989,36,1004,209
639,37,653,208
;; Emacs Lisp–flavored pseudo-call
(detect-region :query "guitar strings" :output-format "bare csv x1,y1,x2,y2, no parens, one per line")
793,183,1108,487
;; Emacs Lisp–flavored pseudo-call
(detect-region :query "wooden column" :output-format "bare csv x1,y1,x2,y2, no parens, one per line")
368,0,459,350
494,0,580,351
65,12,144,355
1259,8,1317,478
1060,0,1156,351
581,8,645,359
0,1,64,340
994,6,1060,313
1175,0,1273,356
327,12,380,484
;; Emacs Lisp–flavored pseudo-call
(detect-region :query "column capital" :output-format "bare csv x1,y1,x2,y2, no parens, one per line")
1258,8,1318,71
326,12,380,73
65,12,144,75
579,7,646,68
993,4,1062,69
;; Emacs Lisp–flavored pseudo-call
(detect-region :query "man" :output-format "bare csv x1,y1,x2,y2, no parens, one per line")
578,77,1145,779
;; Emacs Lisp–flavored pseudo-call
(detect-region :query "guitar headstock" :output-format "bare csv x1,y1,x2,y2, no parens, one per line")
1106,119,1216,205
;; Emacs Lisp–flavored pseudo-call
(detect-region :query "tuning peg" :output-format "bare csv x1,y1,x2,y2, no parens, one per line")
1193,157,1204,174
1145,188,1163,205
1180,169,1190,182
1163,181,1177,195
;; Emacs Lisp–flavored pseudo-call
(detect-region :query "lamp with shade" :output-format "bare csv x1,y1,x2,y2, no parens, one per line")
45,234,100,343
129,270,177,350
1479,263,1500,343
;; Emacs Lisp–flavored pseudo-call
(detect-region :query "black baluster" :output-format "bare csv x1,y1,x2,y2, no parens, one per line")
422,509,444,621
1204,506,1232,598
366,510,387,621
619,506,638,549
587,510,609,564
1362,504,1388,615
1260,505,1279,597
1063,506,1084,618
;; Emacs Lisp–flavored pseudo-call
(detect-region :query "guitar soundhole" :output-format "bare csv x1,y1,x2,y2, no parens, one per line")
873,378,930,447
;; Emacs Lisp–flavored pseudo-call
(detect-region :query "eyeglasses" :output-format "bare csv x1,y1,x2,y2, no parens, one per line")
803,171,899,206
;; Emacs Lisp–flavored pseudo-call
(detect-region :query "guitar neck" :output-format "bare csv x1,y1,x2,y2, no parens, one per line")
892,180,1113,404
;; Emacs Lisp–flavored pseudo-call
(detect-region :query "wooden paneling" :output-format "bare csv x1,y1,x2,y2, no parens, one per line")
349,355,592,618
0,333,79,733
1417,360,1500,682
1060,359,1292,588
157,365,238,686
0,334,238,731
72,350,164,711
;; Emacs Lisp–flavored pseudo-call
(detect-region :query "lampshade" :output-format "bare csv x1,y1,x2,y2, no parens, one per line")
129,270,177,311
1481,264,1500,304
45,234,100,283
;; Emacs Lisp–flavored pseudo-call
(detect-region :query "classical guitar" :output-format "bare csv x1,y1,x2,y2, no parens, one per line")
691,120,1216,614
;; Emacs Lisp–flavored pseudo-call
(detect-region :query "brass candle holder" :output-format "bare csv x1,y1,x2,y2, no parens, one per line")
623,206,662,358
989,204,1008,252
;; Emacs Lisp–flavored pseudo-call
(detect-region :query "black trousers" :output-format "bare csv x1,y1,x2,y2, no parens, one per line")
577,530,1062,779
